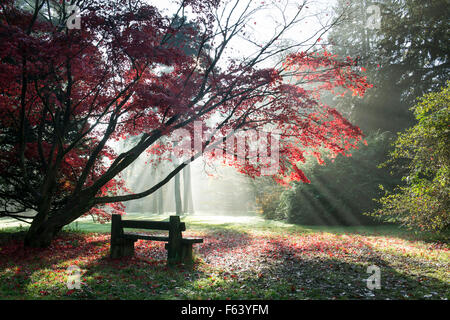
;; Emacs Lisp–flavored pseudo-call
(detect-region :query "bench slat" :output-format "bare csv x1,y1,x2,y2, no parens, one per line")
121,220,170,230
181,238,203,244
123,232,169,242
121,220,186,231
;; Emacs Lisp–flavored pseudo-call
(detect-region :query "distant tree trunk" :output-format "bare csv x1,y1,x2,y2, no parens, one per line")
174,172,182,215
183,165,194,214
150,192,158,213
157,187,164,214
149,165,158,213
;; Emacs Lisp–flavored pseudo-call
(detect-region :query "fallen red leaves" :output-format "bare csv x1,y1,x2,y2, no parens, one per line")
1,231,448,275
1,229,448,301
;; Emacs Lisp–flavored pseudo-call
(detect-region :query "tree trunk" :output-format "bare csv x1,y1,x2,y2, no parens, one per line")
24,222,62,248
23,193,94,248
150,191,158,213
183,165,194,214
157,187,164,214
174,172,182,215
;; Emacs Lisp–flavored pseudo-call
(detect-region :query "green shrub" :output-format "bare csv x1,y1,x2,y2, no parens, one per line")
368,83,450,232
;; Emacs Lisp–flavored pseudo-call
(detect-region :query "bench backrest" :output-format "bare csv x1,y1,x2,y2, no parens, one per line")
120,219,186,231
111,214,186,238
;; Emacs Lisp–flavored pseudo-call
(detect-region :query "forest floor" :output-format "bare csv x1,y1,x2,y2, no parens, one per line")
0,213,449,300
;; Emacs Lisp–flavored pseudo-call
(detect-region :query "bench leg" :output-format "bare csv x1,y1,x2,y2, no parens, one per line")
110,239,135,258
180,243,194,264
122,239,135,257
166,244,179,265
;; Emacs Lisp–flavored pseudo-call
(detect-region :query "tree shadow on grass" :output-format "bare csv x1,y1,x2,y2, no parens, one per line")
299,224,450,245
78,228,257,299
251,237,449,300
1,228,447,300
0,227,254,299
0,226,238,299
80,240,214,299
0,230,112,299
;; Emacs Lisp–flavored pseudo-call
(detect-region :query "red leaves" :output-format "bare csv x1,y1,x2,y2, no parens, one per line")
283,51,373,98
289,165,311,184
0,0,374,223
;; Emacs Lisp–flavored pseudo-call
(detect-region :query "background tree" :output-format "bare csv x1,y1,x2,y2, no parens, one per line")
173,167,182,216
328,0,449,133
369,82,450,232
182,164,194,214
257,0,450,227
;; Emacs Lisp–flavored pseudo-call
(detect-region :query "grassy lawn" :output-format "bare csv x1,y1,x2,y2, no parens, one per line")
0,213,449,300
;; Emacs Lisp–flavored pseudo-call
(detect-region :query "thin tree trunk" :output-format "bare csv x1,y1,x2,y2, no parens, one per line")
183,165,194,214
157,187,164,214
174,172,182,215
150,159,160,213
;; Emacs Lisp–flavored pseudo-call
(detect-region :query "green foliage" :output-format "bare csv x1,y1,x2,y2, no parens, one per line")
277,133,401,225
369,83,450,232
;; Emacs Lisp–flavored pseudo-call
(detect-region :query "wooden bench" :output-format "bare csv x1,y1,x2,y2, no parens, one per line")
110,214,203,264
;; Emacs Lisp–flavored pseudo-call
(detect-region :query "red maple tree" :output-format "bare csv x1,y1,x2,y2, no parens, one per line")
0,0,371,247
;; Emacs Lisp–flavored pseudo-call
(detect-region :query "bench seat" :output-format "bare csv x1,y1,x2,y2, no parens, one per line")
123,232,169,242
123,233,203,244
181,238,203,244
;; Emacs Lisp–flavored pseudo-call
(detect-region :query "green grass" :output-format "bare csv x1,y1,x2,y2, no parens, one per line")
59,212,448,240
0,213,449,300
